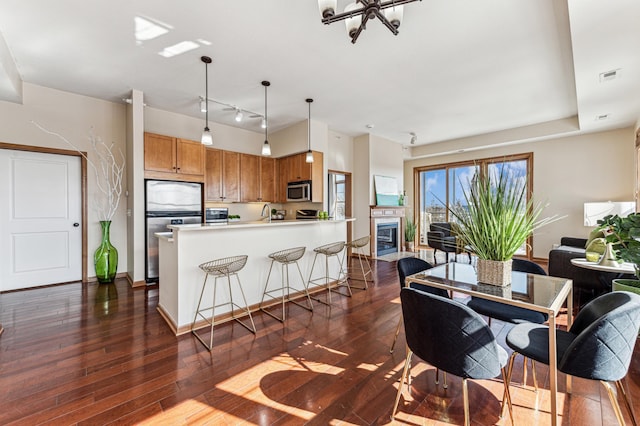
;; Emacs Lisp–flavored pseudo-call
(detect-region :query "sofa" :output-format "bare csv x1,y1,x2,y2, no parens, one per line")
548,236,633,307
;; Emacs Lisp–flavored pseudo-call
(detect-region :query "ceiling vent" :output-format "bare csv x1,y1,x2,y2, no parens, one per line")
599,69,620,82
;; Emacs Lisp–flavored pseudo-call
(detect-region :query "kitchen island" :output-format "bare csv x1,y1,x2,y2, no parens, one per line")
157,218,355,334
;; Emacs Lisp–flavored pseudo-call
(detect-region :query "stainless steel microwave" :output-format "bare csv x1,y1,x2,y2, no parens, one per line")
205,207,228,223
287,180,312,202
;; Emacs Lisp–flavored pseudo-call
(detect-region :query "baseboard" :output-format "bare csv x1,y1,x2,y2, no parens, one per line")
162,279,342,336
126,273,147,288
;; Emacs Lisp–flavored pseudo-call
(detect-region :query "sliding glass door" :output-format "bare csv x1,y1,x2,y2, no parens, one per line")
415,153,533,257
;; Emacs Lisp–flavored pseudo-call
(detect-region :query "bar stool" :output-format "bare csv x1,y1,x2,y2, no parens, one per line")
192,255,256,351
343,235,373,290
307,241,351,305
260,246,313,322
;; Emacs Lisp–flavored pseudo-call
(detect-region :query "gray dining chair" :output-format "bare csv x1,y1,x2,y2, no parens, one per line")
505,291,640,425
392,287,513,425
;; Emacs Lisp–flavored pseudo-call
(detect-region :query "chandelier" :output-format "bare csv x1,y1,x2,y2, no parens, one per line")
317,0,421,44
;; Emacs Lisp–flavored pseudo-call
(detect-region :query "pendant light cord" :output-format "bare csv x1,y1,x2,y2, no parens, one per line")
306,98,313,151
205,61,209,127
264,83,268,140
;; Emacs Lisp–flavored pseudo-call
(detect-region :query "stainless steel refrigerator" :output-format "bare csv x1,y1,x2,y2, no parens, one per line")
145,180,203,283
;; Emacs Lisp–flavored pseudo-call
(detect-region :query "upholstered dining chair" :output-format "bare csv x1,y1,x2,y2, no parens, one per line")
505,291,640,425
467,258,548,390
390,257,445,353
467,258,548,325
391,287,513,425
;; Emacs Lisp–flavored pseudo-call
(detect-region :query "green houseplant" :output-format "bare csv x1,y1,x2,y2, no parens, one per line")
405,217,416,252
448,167,559,286
597,212,640,291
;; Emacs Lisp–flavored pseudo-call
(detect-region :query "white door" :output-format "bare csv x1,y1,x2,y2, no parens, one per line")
0,149,82,291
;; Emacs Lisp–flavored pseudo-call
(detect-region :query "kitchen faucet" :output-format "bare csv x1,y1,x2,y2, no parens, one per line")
261,203,271,223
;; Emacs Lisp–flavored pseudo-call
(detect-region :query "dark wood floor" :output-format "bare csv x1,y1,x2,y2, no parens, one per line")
1,259,638,425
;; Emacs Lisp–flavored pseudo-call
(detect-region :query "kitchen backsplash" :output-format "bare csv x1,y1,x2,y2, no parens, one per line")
204,201,323,221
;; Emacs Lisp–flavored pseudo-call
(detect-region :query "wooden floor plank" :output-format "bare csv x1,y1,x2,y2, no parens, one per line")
0,259,638,425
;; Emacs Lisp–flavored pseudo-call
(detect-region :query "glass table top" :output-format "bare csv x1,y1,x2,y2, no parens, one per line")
407,262,572,314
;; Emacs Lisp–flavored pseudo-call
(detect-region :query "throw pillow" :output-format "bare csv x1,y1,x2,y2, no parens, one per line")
585,229,605,249
586,237,606,254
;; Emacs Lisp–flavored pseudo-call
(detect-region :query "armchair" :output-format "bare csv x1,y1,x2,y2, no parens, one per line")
548,237,633,308
427,222,470,263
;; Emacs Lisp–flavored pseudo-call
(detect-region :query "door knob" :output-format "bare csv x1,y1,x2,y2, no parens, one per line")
73,223,80,227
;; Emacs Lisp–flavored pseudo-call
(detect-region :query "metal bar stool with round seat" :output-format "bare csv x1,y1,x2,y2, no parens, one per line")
343,235,374,290
192,255,256,351
260,246,313,322
307,241,351,305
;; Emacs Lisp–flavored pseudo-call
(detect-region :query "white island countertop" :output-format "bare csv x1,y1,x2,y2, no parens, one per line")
166,217,354,232
157,217,355,335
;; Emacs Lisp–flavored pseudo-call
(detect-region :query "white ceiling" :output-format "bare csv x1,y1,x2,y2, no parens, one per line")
0,0,638,152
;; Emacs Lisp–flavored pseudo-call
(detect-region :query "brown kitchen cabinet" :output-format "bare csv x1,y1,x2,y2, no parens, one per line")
260,156,276,202
205,148,240,202
240,154,276,202
277,151,323,203
240,153,259,202
144,132,205,182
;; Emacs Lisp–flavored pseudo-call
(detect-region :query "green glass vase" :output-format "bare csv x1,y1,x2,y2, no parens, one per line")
94,220,118,284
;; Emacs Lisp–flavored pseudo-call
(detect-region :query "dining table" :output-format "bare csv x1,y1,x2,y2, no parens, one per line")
405,262,573,426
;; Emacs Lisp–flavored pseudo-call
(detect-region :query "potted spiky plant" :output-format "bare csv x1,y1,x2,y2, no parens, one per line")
597,212,640,293
405,217,416,252
448,167,559,286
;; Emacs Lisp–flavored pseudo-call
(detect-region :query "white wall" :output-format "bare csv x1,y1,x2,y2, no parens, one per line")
353,135,371,245
404,127,636,258
0,83,128,279
145,107,264,155
351,134,405,241
327,130,354,173
126,90,145,284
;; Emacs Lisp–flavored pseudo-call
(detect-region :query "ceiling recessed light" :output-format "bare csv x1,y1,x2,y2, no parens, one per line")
599,68,621,82
134,16,170,42
158,41,199,58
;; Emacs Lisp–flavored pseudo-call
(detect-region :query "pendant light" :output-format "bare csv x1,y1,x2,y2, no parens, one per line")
200,56,213,145
261,81,271,156
305,98,314,163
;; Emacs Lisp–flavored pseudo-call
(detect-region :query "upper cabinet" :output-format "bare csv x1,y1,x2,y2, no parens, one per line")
239,154,259,202
144,133,205,182
205,148,240,202
239,154,276,202
260,157,277,203
277,151,323,203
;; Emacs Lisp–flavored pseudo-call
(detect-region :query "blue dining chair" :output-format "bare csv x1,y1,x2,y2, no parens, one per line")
505,291,640,425
391,287,513,425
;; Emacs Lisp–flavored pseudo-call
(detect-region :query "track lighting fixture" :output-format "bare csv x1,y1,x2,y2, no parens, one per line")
234,109,243,122
318,0,420,44
306,98,314,163
201,56,213,146
261,81,271,156
409,132,417,145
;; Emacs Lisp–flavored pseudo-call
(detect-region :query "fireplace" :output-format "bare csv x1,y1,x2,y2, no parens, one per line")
370,206,405,257
377,222,399,256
